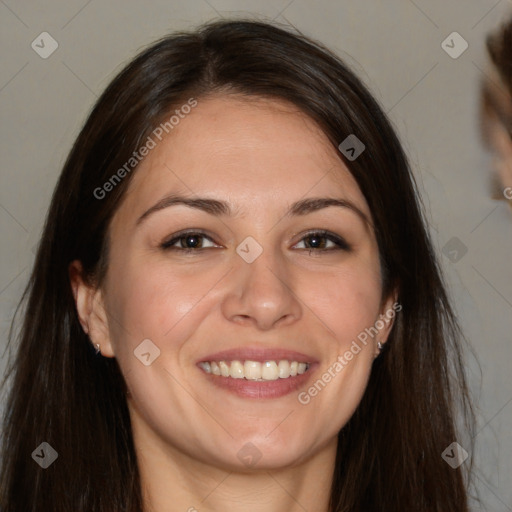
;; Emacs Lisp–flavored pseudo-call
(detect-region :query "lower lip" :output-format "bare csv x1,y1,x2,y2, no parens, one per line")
198,364,318,399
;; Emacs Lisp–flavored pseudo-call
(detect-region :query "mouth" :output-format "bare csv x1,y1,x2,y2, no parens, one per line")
196,347,318,399
198,359,310,380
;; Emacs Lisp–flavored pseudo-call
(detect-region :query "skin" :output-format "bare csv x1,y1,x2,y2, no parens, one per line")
71,94,397,512
482,68,512,198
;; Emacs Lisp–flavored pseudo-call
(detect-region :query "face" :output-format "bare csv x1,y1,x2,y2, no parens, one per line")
74,94,396,471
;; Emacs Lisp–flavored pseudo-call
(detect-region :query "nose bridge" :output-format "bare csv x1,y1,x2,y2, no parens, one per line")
221,236,302,329
242,242,286,296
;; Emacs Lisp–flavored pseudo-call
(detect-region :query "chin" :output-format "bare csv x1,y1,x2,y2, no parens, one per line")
216,431,322,471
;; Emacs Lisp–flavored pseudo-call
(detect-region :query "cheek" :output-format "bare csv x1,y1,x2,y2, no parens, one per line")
303,261,382,348
105,258,226,352
297,264,380,429
106,248,382,347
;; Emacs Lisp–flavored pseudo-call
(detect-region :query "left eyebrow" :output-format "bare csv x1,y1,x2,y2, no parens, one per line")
136,194,372,230
289,197,371,228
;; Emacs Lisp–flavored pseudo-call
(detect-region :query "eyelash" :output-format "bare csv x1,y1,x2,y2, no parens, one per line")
160,229,351,255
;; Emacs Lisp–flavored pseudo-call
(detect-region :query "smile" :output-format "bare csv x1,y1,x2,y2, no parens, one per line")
198,360,311,380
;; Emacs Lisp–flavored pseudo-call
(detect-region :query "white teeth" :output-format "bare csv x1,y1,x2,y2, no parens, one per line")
244,360,262,380
210,361,220,376
219,361,230,377
199,360,311,380
278,360,290,378
229,360,244,379
262,361,279,380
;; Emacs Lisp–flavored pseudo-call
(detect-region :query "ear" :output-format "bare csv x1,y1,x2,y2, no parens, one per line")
68,260,115,358
375,289,401,353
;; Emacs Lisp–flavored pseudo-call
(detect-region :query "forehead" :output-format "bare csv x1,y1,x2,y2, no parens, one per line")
116,94,372,224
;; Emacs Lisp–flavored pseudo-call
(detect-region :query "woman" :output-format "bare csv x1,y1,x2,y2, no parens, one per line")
0,19,475,511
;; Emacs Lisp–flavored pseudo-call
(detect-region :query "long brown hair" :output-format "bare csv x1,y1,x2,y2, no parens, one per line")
0,19,475,511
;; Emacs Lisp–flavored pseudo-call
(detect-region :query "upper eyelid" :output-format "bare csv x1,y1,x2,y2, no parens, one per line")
161,229,219,246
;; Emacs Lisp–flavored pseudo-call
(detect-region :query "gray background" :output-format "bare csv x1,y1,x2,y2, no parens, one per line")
1,1,511,510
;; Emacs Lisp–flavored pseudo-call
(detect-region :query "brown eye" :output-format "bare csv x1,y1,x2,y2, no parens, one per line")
161,231,217,252
294,230,351,252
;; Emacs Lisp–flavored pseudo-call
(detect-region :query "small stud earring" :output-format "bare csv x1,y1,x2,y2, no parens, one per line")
377,341,383,351
94,343,101,355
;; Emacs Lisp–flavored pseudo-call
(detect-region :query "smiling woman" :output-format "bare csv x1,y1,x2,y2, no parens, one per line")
0,19,474,512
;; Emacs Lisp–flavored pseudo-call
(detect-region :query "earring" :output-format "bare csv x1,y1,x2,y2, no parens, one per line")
377,341,383,351
94,343,101,355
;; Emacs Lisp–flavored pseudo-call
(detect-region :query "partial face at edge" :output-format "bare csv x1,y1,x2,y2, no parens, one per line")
75,94,397,470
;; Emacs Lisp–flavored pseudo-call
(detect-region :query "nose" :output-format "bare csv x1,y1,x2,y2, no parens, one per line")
220,246,302,331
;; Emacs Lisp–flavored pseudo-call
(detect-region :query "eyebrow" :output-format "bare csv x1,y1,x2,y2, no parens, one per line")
136,194,372,230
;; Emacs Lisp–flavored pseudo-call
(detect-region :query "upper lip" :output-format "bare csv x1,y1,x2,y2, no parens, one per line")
197,346,318,364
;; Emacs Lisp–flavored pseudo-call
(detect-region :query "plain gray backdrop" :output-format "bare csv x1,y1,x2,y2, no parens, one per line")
1,1,511,510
